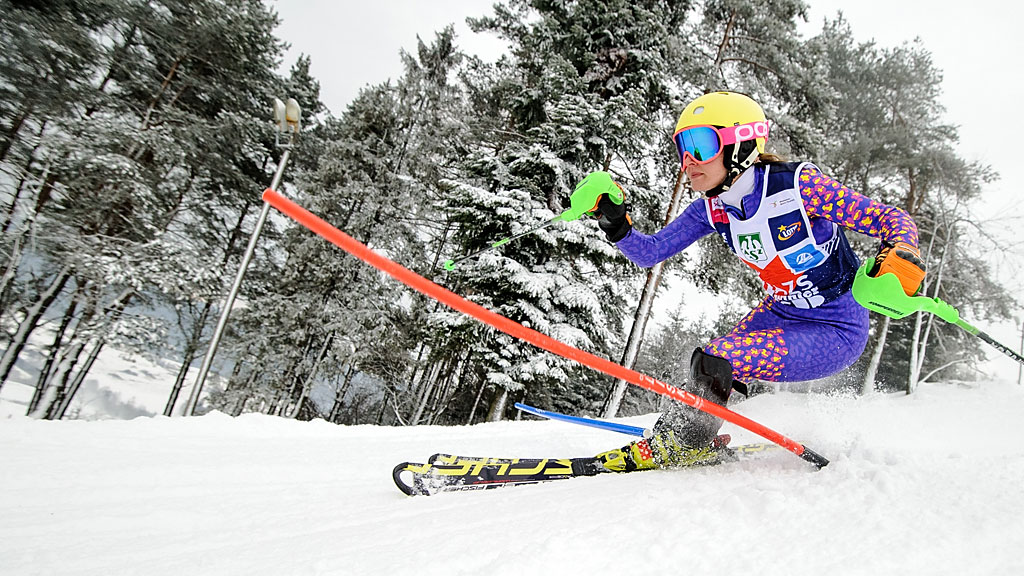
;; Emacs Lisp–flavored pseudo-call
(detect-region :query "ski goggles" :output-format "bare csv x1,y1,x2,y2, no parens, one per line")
673,121,770,166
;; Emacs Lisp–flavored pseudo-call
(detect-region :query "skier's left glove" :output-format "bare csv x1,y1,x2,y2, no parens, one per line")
869,241,926,295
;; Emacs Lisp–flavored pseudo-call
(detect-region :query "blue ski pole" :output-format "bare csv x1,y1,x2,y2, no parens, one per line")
514,402,652,437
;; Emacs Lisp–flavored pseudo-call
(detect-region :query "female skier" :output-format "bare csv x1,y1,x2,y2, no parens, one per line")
573,91,926,471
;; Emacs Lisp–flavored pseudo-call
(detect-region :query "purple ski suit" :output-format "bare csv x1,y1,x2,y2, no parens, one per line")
617,162,918,383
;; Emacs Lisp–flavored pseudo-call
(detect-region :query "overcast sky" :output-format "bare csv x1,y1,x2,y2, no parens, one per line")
272,1,1021,207
271,0,1024,376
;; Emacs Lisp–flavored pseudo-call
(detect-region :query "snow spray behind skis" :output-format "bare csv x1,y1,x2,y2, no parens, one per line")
261,188,830,468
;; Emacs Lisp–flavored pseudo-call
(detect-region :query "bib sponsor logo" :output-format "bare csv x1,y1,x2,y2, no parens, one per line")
767,211,808,251
783,245,825,273
738,233,768,263
777,222,801,241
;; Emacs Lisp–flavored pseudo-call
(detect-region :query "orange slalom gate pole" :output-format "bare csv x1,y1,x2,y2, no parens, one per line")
262,189,829,468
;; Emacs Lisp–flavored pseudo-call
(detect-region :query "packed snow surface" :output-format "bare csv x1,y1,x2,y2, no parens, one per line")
3,380,1023,575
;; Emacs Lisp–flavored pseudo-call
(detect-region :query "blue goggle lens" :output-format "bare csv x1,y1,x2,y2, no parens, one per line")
674,126,721,163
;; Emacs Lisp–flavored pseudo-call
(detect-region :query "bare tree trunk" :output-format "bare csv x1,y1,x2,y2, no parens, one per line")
604,171,688,417
27,295,80,414
466,379,486,425
426,351,469,425
410,359,443,425
140,58,182,132
0,228,26,314
0,104,33,164
28,287,93,416
84,23,139,117
164,301,212,416
486,388,508,422
31,339,84,419
289,332,334,419
711,10,738,73
1018,320,1023,386
1,125,48,235
374,390,390,425
40,289,132,417
403,341,429,405
0,267,72,392
51,340,104,419
329,364,357,423
274,336,316,416
909,206,953,393
860,316,891,395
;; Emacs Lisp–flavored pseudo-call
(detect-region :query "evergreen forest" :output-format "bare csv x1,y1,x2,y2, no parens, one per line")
0,0,1016,425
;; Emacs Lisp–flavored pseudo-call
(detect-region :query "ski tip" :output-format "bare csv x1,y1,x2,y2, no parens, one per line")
799,445,829,469
392,462,429,496
443,259,456,271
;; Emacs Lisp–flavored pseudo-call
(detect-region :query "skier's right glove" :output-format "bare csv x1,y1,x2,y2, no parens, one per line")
868,241,926,296
595,194,632,242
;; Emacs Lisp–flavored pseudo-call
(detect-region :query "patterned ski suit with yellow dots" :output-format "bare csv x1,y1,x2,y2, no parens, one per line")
616,162,918,383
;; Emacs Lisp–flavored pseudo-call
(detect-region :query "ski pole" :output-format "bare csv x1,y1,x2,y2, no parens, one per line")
852,260,1024,366
442,215,562,271
514,402,652,437
441,171,626,270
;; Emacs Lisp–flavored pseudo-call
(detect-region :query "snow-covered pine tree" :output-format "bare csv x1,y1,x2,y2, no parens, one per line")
210,29,472,422
0,0,287,417
0,0,116,392
418,0,697,421
805,19,1013,392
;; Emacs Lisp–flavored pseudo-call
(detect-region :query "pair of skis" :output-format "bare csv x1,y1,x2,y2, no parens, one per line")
392,404,782,496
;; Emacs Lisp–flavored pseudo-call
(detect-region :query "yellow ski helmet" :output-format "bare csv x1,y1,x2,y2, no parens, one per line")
674,91,769,196
674,91,768,154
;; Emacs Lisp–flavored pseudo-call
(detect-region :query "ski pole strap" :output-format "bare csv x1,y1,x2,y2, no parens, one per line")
514,402,652,437
262,189,829,469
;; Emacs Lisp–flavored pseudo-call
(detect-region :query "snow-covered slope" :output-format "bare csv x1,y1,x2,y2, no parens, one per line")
2,381,1023,576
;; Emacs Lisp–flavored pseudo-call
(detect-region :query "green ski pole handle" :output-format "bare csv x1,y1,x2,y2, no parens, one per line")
852,259,1024,366
560,171,624,222
851,258,959,321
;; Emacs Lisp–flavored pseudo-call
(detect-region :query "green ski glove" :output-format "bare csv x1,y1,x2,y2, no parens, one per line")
563,172,632,242
563,172,625,221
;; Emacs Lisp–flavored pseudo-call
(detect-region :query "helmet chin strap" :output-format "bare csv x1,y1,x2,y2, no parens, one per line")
703,141,760,198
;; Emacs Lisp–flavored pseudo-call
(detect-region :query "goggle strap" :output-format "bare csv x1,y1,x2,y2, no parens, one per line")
717,121,770,146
